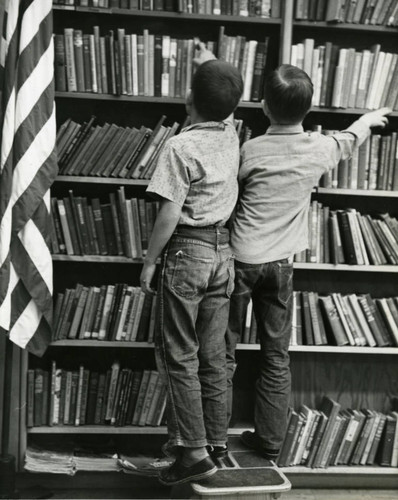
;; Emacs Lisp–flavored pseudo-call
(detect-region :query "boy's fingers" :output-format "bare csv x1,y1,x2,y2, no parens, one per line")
378,107,392,116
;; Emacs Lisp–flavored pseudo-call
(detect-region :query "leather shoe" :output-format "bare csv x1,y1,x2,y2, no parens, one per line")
158,456,217,486
240,431,279,460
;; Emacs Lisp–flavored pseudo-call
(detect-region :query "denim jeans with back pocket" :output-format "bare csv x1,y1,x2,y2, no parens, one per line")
155,225,235,448
226,258,293,452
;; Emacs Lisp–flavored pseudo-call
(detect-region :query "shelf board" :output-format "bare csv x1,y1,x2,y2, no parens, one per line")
316,187,398,198
281,465,398,475
239,344,398,354
54,93,398,117
293,20,398,34
52,255,144,264
53,5,281,25
293,263,398,273
27,426,167,435
50,340,154,347
55,175,149,186
48,340,398,354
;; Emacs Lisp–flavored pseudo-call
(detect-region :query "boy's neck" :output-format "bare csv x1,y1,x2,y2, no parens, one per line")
269,118,303,127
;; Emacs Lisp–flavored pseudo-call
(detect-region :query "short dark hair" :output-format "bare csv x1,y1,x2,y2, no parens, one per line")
264,64,313,124
191,60,243,121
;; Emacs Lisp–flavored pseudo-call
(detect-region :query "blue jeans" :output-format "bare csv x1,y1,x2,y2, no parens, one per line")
226,259,293,452
155,225,235,448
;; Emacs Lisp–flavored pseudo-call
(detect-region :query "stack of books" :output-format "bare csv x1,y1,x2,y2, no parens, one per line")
316,129,398,191
27,362,167,428
50,189,159,257
290,40,398,111
53,0,282,18
55,26,271,102
277,396,398,469
294,204,398,265
53,283,156,342
24,446,75,475
294,0,398,26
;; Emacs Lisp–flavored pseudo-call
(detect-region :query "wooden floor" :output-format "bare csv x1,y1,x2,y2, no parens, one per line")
18,488,398,499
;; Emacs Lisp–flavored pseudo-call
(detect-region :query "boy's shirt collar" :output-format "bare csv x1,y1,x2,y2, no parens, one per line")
182,121,229,133
266,123,304,135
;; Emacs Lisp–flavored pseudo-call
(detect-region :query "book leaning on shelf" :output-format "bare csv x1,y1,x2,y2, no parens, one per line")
294,203,398,266
294,0,398,26
55,114,252,178
27,362,167,428
242,291,398,348
290,39,398,111
53,0,281,17
53,283,157,343
276,396,398,469
55,26,270,102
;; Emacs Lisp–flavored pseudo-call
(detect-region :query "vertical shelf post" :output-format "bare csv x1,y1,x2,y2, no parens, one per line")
280,0,293,64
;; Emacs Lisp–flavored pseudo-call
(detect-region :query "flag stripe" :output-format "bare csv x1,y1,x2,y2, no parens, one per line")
0,0,56,356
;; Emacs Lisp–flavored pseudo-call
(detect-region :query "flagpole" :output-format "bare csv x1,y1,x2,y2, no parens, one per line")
0,338,17,499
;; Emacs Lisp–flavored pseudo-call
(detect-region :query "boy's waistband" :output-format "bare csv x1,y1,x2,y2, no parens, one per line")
173,224,230,246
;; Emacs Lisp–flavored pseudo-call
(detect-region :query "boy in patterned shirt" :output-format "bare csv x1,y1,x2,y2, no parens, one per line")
140,56,243,485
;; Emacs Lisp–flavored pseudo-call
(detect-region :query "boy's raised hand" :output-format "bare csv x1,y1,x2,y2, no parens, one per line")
193,41,216,68
361,107,392,128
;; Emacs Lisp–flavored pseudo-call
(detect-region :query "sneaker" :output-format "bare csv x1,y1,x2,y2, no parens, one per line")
158,456,217,486
240,431,279,461
207,444,228,460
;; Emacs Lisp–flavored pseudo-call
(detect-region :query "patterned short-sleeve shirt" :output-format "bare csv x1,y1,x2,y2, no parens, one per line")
147,121,240,226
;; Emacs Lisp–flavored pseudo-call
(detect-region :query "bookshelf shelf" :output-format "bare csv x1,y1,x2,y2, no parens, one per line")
27,426,167,435
239,344,398,354
316,187,398,198
56,175,149,186
54,92,263,109
53,5,282,25
281,465,398,475
293,20,398,34
293,263,398,273
53,93,398,116
48,340,398,355
51,256,398,272
50,340,153,347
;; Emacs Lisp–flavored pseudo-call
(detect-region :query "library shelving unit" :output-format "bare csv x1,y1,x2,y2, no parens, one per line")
13,0,398,491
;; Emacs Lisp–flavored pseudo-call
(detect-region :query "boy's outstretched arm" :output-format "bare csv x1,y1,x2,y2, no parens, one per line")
140,199,182,294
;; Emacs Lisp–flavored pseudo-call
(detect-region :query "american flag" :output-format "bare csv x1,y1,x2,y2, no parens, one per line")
0,0,57,356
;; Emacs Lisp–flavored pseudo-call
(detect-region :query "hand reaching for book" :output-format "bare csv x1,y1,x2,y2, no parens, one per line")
193,41,216,68
360,107,392,129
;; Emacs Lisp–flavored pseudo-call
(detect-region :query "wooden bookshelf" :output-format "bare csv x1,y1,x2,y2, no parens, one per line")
17,0,398,489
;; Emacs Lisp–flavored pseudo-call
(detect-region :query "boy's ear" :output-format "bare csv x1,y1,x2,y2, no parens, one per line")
261,99,270,117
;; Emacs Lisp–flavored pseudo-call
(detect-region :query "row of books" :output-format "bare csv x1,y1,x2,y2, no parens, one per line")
294,205,398,266
318,129,398,192
294,0,398,26
290,40,398,111
292,291,398,348
56,114,252,178
53,283,156,342
56,115,179,179
51,190,160,257
241,292,398,348
27,362,167,428
277,396,398,468
53,0,282,18
55,26,269,102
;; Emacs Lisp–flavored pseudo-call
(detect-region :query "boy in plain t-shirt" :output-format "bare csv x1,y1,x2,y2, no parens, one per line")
226,63,390,460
